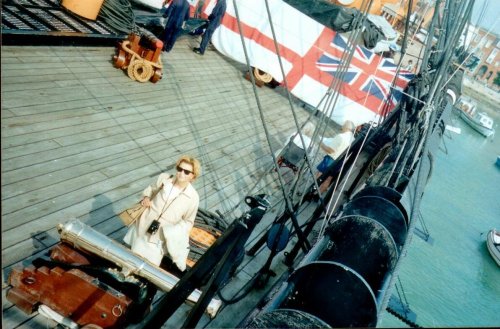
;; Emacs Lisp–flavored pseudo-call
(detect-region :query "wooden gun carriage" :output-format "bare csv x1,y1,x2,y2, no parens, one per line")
6,195,270,328
113,31,163,83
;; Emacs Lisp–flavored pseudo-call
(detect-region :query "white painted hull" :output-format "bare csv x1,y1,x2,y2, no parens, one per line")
487,229,500,267
459,111,494,137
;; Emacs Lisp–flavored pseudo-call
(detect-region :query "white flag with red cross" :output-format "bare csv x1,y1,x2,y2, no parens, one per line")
194,0,413,126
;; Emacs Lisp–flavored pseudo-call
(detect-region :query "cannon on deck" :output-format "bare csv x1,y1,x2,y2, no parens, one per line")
113,31,163,83
6,195,270,328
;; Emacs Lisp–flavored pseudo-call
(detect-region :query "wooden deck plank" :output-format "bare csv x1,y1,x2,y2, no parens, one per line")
1,113,289,186
2,133,141,171
0,136,290,251
0,98,102,117
1,164,158,235
1,139,146,183
1,36,328,328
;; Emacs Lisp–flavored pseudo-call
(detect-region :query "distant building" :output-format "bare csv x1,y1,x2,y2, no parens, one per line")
463,26,499,90
335,0,499,90
381,0,435,34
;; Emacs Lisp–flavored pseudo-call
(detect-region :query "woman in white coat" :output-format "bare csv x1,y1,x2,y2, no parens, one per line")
124,155,201,271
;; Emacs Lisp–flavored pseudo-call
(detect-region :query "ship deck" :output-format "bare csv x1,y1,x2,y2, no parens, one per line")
1,35,344,328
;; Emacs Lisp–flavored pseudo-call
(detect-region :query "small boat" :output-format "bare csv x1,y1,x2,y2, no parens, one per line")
486,229,500,266
459,110,495,137
455,97,495,137
496,156,500,168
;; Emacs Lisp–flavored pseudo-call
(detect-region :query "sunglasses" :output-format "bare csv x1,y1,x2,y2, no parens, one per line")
176,165,193,175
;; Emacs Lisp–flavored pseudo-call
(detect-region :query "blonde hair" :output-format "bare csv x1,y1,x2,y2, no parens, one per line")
342,120,355,132
176,155,201,179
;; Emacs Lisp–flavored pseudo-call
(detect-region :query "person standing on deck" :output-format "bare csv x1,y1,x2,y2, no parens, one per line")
316,120,355,193
161,0,190,52
123,155,201,272
193,0,226,55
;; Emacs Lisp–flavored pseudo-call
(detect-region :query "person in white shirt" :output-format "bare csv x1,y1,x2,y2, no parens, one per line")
316,120,355,193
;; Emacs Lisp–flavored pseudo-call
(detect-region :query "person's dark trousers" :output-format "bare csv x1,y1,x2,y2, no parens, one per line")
198,23,218,54
162,27,183,52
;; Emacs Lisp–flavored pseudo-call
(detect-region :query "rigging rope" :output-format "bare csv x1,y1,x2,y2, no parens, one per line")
263,0,329,207
417,210,430,237
270,0,383,241
218,2,349,218
443,4,497,96
403,0,472,181
396,277,410,310
232,0,310,252
214,201,314,305
379,0,474,316
210,0,469,316
316,0,410,237
388,277,420,327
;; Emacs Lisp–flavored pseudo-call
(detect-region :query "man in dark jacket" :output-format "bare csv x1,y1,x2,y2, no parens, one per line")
161,0,190,52
193,0,226,55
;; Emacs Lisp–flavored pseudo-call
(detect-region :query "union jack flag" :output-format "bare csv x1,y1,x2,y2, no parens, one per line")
322,33,413,109
316,53,362,84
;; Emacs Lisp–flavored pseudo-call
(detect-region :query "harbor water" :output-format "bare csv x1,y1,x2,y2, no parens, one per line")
379,99,500,327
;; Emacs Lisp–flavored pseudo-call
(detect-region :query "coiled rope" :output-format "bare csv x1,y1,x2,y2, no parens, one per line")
99,0,138,34
128,59,153,82
187,208,229,264
119,40,163,82
253,67,273,83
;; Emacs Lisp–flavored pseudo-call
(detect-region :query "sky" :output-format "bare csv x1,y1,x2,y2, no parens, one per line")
470,0,500,36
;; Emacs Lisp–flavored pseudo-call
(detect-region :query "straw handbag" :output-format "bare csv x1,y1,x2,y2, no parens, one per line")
118,185,162,226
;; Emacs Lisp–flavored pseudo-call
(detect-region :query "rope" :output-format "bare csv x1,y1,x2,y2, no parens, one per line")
228,0,398,221
316,0,387,237
396,277,410,309
215,202,313,305
232,0,374,219
262,0,327,205
268,2,376,231
99,0,138,34
379,0,452,315
128,59,153,82
253,67,273,83
188,210,227,263
404,0,471,179
443,5,496,95
232,0,310,252
121,39,164,83
120,40,163,69
216,273,260,304
417,210,430,237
